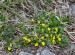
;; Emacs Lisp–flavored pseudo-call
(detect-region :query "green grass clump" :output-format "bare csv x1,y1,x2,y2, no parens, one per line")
0,1,70,51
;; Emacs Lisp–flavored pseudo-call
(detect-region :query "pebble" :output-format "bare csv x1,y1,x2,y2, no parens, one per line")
36,52,40,55
19,51,33,55
41,49,56,55
71,44,75,50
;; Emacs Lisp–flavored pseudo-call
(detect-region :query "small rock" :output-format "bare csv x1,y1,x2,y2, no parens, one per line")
31,50,35,53
41,49,56,55
19,51,25,55
36,52,40,55
19,51,33,55
71,44,75,50
0,0,5,3
12,45,18,49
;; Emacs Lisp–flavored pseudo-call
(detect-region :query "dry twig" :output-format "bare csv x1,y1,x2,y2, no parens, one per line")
64,28,75,40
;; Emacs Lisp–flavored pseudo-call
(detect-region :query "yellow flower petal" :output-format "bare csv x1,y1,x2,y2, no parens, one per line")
52,40,55,43
27,39,31,42
41,42,45,46
52,40,56,44
41,36,44,40
8,47,12,51
55,27,58,32
58,38,61,41
23,37,28,41
35,43,39,47
47,28,51,31
41,23,45,27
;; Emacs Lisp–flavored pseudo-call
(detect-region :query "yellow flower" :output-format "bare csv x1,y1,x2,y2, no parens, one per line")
41,42,45,46
41,36,44,40
7,47,12,51
55,27,58,32
41,23,45,27
32,19,34,22
23,37,28,41
47,28,51,31
27,39,31,42
53,36,55,39
38,21,40,24
58,38,61,41
52,39,56,44
35,43,39,47
9,43,12,47
45,34,49,37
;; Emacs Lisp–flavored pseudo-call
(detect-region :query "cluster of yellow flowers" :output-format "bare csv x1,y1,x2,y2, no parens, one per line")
51,28,61,44
6,18,62,50
51,34,62,45
23,36,31,43
6,11,69,51
22,26,62,47
22,35,46,47
54,27,58,33
35,41,45,47
57,34,62,42
52,36,56,44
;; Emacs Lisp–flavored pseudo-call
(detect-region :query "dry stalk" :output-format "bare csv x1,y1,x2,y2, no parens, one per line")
64,28,75,40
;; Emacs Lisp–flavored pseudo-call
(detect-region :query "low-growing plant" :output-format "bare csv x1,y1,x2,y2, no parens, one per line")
0,5,70,51
6,11,70,51
29,11,69,47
